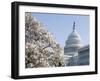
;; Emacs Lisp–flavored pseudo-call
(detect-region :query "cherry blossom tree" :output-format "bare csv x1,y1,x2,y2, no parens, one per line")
25,12,65,68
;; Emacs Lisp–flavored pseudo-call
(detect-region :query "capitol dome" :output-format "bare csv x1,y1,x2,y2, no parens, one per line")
64,22,83,57
65,29,83,48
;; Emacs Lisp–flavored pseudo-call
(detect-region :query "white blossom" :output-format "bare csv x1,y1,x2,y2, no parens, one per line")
25,12,65,68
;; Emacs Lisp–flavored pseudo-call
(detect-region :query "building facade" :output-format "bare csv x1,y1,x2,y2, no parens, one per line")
64,22,89,66
78,45,89,65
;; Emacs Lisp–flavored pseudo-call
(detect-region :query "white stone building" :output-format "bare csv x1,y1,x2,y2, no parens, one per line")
64,22,89,66
78,45,89,65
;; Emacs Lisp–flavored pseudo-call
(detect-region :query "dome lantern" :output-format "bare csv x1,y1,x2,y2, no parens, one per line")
73,21,75,32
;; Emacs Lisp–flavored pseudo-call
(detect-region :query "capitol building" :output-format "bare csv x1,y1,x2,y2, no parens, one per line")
64,22,89,66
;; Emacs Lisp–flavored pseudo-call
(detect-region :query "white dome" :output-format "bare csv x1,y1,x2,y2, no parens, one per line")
65,22,83,48
65,30,82,48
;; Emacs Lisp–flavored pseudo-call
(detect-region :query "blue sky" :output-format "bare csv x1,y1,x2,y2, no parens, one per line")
32,13,89,47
